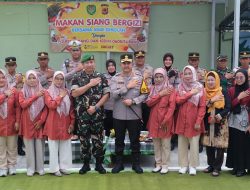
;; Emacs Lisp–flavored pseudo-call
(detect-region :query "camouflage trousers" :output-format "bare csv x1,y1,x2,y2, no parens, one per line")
79,122,105,162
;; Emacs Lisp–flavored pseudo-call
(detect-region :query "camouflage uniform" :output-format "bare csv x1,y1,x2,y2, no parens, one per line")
71,71,110,162
216,67,234,91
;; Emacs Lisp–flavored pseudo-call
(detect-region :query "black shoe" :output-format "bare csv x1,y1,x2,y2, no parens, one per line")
203,166,213,173
18,149,25,156
111,163,124,174
95,164,106,174
199,145,203,153
230,169,237,175
132,165,143,174
236,170,246,177
79,164,91,175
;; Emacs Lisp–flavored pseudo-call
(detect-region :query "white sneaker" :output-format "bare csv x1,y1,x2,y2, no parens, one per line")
8,168,16,175
179,167,188,174
160,166,168,174
54,171,62,177
27,170,34,177
189,167,197,176
38,170,45,176
60,169,71,175
152,166,161,173
0,169,7,177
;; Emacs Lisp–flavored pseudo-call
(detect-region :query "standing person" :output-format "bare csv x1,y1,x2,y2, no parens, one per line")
103,59,116,137
110,54,148,174
162,53,180,88
233,51,250,72
0,69,20,177
71,54,110,175
146,68,176,174
34,52,54,89
5,57,25,156
226,69,250,177
133,50,153,131
19,70,47,176
203,71,231,177
215,55,234,91
62,40,84,90
175,65,206,175
188,52,206,84
44,71,75,177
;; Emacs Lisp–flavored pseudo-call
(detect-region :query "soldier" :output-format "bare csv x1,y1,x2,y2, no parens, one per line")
103,59,116,137
110,54,148,174
34,52,54,89
133,50,153,131
62,40,84,90
71,54,110,175
216,55,234,90
188,52,207,84
5,57,25,156
233,51,250,72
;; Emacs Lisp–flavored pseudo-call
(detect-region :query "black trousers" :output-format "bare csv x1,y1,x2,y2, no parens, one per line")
113,119,141,155
206,146,225,170
142,103,150,131
104,110,113,137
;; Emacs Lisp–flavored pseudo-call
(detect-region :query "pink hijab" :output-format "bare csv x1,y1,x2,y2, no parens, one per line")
22,70,45,121
0,69,9,119
178,65,203,106
147,68,171,101
47,71,70,116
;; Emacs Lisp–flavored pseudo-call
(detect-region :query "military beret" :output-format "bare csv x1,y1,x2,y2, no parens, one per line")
81,54,94,63
240,51,250,58
5,57,16,65
134,50,145,58
38,52,48,58
188,52,200,58
120,54,133,63
217,55,228,61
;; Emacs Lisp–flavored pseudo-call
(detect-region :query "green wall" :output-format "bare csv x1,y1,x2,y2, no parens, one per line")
0,3,226,74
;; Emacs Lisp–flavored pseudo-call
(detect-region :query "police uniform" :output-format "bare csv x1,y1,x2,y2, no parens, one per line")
216,55,234,90
188,52,207,84
71,54,110,174
62,40,82,89
5,57,24,89
233,51,250,72
110,54,148,174
133,51,153,131
34,52,54,89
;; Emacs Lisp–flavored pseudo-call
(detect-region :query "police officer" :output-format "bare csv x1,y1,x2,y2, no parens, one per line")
71,54,110,174
110,54,148,174
5,57,25,156
34,52,54,89
216,55,234,90
133,50,153,131
233,51,250,72
188,52,207,84
62,40,84,89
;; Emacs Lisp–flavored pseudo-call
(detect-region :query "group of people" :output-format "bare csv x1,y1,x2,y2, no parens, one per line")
1,39,250,178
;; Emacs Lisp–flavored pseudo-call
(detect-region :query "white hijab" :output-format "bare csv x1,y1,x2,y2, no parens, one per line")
47,71,70,116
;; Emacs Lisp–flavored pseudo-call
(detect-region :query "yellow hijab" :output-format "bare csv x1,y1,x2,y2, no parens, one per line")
205,71,225,113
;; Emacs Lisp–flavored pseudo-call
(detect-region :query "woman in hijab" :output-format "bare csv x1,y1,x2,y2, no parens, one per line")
0,69,20,177
44,71,75,177
146,68,176,174
203,71,231,177
175,65,206,175
226,69,250,177
19,70,47,177
103,59,116,137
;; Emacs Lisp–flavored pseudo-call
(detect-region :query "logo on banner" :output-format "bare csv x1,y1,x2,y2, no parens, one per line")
87,5,96,15
101,4,109,15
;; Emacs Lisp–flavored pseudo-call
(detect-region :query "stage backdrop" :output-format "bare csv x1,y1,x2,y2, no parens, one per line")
47,2,150,53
